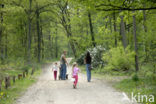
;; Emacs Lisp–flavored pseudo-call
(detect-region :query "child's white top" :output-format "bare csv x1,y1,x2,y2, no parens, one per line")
53,65,58,71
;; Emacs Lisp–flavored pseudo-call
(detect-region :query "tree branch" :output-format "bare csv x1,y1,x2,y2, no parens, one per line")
96,7,156,11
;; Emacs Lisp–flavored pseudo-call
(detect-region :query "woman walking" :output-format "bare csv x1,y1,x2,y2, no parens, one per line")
84,52,92,82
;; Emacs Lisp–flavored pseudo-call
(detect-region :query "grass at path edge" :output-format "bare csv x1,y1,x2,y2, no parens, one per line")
0,69,41,104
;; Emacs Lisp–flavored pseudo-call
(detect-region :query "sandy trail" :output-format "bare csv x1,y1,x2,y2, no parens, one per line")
16,58,132,104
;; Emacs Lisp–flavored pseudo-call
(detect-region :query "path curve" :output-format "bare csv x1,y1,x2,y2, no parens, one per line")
16,58,132,104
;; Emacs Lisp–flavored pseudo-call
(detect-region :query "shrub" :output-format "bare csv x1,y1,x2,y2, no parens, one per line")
77,53,86,65
102,45,135,71
145,71,156,80
132,73,139,81
77,45,106,68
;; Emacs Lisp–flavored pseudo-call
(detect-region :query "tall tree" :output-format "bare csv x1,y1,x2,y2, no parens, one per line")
55,22,58,58
120,14,127,49
133,11,139,71
36,4,41,62
113,11,117,47
57,0,77,57
27,0,32,63
88,11,96,47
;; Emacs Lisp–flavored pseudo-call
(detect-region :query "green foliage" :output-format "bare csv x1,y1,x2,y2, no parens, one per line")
132,73,139,81
77,53,85,65
103,44,135,71
145,71,156,80
115,76,156,104
77,45,106,68
0,69,41,104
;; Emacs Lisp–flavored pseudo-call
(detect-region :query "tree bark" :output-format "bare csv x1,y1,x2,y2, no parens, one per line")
0,8,4,63
36,7,41,63
143,10,147,33
133,11,139,71
143,5,148,61
41,26,44,60
27,0,32,63
55,23,58,58
5,32,7,59
59,2,77,58
120,15,127,49
88,11,96,47
113,11,117,47
109,16,112,33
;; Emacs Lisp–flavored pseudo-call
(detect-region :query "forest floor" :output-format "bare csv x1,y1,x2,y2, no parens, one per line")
16,58,134,104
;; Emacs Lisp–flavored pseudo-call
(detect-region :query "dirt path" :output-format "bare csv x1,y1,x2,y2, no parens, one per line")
16,58,132,104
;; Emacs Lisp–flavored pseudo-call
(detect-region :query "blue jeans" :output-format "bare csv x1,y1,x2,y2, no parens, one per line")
86,64,91,82
61,64,66,80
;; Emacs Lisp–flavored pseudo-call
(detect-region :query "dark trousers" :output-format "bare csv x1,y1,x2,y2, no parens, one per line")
60,64,66,80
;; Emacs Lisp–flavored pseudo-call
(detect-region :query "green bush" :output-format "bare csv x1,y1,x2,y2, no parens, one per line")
145,71,156,80
132,73,139,81
76,45,106,68
103,44,135,71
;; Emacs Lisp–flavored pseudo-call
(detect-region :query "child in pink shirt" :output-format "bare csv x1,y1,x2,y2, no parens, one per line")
72,62,80,89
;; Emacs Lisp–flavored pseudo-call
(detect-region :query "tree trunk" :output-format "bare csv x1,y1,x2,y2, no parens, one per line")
41,26,44,60
59,2,77,58
36,8,41,63
27,0,32,63
69,39,76,57
55,23,58,58
120,15,127,49
0,9,4,63
48,33,53,58
143,6,148,61
133,11,139,72
5,32,7,59
109,16,112,33
113,11,117,47
88,11,96,47
143,9,147,33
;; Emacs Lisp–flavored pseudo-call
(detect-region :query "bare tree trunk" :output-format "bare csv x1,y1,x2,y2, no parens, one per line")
133,11,139,71
120,15,127,49
55,23,58,58
109,16,112,33
88,11,96,47
0,4,4,44
41,26,44,60
59,2,77,58
67,12,77,58
48,32,53,58
27,0,32,63
52,36,54,58
143,9,147,33
5,33,7,59
69,39,76,57
143,5,148,61
36,6,41,62
0,5,4,63
113,11,117,47
127,11,130,45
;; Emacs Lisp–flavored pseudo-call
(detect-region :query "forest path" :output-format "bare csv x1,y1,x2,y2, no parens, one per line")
16,58,132,104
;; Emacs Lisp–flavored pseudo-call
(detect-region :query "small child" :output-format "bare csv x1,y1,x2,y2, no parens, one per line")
72,62,80,89
52,62,58,80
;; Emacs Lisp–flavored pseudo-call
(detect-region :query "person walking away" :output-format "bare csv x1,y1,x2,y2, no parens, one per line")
84,52,92,82
52,62,58,80
60,51,68,80
72,62,80,89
